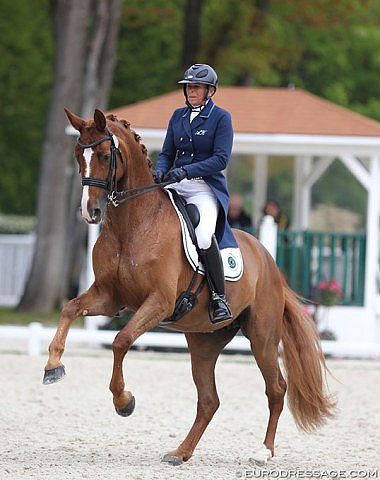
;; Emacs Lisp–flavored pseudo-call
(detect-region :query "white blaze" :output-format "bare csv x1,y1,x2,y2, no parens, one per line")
81,148,93,222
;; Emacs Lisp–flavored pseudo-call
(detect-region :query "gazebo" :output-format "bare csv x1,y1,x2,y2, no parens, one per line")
110,87,380,346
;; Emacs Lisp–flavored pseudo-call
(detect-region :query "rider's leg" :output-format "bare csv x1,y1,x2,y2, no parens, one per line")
188,190,232,323
168,180,232,323
199,236,232,323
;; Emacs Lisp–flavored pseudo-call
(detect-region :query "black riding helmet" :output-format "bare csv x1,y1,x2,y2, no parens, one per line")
178,64,218,107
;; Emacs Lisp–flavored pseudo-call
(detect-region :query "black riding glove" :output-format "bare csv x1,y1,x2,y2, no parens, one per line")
164,167,187,183
153,169,164,184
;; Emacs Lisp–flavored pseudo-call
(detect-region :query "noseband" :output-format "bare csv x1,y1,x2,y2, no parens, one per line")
77,130,171,207
77,129,125,203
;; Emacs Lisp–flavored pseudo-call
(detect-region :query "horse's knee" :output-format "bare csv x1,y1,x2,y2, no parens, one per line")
197,395,220,419
112,331,134,354
61,297,83,318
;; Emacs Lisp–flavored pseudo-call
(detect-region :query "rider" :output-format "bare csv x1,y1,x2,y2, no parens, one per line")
153,63,238,323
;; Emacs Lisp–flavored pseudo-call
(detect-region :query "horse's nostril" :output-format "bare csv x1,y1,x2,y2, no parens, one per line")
88,207,102,222
93,208,101,220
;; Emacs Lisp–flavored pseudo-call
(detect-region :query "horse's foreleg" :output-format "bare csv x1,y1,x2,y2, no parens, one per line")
43,284,115,384
162,328,239,465
109,293,173,417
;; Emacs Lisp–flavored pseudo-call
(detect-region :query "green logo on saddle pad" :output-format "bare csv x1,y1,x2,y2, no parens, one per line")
228,256,236,269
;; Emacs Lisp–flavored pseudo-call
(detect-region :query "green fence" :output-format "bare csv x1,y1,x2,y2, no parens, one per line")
276,230,366,306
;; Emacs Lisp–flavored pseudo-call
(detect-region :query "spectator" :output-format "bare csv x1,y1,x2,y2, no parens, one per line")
227,193,252,230
261,199,289,230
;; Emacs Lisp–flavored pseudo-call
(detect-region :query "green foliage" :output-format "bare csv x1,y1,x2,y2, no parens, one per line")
109,0,185,108
0,307,60,326
0,214,36,234
0,1,53,214
1,0,380,216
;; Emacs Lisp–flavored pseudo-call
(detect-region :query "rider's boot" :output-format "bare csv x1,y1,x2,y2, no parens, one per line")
200,236,233,324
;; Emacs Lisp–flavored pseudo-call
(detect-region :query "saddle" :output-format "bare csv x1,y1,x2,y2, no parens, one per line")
167,188,200,248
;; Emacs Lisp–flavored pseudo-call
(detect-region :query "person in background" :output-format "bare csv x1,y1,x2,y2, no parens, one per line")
262,199,289,230
227,193,252,230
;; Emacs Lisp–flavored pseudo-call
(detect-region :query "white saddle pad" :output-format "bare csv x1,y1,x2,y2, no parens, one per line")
166,189,244,282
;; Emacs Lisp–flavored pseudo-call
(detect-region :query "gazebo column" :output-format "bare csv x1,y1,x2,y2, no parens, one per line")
338,154,375,308
292,156,312,229
253,154,268,227
363,156,380,308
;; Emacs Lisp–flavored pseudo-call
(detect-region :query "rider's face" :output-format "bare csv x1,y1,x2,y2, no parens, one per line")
186,83,209,107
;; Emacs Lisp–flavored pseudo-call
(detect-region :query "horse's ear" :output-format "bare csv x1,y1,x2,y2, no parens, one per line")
64,108,85,132
94,109,107,132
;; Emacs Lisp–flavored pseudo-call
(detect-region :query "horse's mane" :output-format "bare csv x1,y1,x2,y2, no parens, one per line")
106,113,152,169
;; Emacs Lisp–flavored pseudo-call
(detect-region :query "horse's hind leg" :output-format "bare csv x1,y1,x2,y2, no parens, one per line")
43,284,115,384
162,327,239,465
243,312,287,464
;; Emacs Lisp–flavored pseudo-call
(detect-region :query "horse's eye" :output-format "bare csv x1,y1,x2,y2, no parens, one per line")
103,153,111,162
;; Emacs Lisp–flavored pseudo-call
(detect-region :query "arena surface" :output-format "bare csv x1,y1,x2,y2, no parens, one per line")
1,346,379,479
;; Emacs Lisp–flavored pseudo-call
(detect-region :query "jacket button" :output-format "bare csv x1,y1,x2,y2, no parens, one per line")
191,154,194,157
180,137,183,141
182,151,185,155
189,138,192,142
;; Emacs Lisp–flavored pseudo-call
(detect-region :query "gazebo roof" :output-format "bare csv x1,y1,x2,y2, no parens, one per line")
111,87,380,137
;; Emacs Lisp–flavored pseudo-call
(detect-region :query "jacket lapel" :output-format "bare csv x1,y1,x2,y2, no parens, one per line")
190,99,215,131
181,108,192,138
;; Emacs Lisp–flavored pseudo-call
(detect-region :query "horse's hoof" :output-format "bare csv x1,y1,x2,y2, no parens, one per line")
249,445,272,466
42,366,66,385
115,395,135,417
161,454,183,466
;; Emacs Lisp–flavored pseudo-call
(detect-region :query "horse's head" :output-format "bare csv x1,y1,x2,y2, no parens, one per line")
65,108,127,224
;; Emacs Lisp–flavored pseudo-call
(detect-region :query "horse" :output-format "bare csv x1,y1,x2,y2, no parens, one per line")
43,108,335,465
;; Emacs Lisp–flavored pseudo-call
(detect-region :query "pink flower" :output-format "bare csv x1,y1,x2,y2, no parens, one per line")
318,278,344,305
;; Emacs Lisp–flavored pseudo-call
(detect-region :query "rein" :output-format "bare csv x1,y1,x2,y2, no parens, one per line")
77,130,171,207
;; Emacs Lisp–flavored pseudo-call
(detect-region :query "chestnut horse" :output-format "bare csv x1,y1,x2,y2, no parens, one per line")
43,108,335,465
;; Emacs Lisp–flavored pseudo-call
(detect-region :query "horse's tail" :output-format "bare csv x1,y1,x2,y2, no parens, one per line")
281,281,336,432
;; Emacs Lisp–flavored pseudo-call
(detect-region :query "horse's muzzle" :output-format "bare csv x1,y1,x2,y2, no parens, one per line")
87,207,103,224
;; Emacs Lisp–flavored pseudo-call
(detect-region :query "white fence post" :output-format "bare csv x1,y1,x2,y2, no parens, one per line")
28,322,43,356
0,233,35,307
259,215,278,260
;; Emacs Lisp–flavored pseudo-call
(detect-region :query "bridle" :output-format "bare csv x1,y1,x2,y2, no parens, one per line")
77,129,170,207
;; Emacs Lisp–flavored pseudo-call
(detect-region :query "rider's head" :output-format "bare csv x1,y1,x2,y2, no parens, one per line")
178,64,218,108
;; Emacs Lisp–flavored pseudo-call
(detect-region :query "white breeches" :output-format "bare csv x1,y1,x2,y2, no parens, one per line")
169,178,219,249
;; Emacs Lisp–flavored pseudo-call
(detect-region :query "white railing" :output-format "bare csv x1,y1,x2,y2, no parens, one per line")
0,323,380,359
0,233,35,307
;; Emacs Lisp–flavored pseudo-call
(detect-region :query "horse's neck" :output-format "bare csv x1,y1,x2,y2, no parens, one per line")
106,144,163,238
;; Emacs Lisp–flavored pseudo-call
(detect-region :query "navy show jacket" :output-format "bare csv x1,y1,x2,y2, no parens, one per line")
156,99,238,249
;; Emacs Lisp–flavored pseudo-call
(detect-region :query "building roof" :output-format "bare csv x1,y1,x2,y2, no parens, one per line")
110,87,380,137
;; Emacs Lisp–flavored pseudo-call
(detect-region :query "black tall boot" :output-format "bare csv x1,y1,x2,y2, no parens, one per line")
200,236,233,324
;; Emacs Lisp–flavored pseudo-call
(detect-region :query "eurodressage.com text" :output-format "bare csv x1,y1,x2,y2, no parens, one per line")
235,469,379,479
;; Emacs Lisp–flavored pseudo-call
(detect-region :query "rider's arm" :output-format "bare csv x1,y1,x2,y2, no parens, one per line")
155,116,176,174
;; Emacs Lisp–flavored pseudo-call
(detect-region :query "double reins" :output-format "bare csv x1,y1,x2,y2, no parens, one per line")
77,130,171,207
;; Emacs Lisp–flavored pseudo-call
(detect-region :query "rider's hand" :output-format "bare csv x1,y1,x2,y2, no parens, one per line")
164,167,187,183
153,169,164,184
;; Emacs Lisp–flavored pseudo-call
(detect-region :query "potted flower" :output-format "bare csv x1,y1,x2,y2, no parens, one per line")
316,279,343,340
318,279,343,306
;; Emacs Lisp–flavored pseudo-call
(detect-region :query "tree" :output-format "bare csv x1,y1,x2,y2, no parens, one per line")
0,1,52,215
181,0,204,68
19,0,121,313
